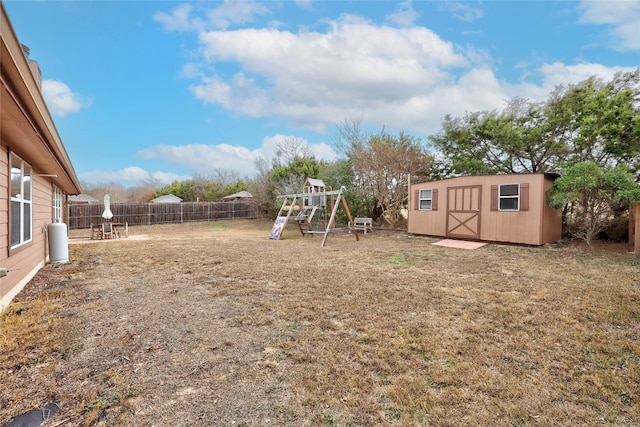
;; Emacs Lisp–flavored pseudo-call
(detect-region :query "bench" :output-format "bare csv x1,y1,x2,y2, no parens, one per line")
90,222,128,240
353,217,373,234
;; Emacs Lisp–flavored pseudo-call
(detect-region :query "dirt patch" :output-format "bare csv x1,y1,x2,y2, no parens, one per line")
1,220,639,426
69,235,149,245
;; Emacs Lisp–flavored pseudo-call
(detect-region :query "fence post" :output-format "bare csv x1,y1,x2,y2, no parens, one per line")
634,205,639,256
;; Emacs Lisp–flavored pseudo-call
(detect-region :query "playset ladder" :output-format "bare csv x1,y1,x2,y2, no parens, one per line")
295,206,318,235
269,195,302,240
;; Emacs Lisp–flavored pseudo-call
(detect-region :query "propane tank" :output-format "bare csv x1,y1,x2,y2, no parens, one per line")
47,219,69,264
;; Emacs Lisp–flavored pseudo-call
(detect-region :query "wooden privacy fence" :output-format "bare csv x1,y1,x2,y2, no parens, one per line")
67,201,256,230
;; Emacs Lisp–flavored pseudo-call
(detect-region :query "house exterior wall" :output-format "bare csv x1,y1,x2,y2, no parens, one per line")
1,3,81,311
0,174,53,310
408,174,562,245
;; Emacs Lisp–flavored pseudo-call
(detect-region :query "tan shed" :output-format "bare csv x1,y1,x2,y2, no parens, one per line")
408,174,562,245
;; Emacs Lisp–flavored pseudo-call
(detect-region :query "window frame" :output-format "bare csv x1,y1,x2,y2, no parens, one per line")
498,183,520,211
53,185,63,222
10,153,33,249
419,189,433,211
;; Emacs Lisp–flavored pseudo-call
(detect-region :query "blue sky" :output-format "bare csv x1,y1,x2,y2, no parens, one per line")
4,1,639,188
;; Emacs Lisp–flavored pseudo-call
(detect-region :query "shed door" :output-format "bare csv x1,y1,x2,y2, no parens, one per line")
446,185,482,239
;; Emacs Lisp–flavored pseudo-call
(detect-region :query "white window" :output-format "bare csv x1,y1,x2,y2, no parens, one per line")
10,153,32,247
499,184,519,211
419,189,433,210
53,186,63,222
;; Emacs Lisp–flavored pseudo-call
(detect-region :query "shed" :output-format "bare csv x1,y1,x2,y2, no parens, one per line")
222,190,253,200
151,194,183,204
68,194,99,204
408,174,562,245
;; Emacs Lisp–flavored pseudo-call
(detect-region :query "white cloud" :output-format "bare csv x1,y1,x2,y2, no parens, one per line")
154,1,269,32
495,61,638,109
189,75,233,108
386,0,419,27
204,0,269,30
439,2,484,22
536,62,635,88
153,4,197,32
188,14,468,133
294,0,314,11
79,167,190,188
42,79,91,117
136,134,337,178
578,0,640,51
162,3,635,141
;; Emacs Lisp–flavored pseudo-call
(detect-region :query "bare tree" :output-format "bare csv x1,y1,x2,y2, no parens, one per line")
338,121,432,228
200,169,243,186
274,136,312,165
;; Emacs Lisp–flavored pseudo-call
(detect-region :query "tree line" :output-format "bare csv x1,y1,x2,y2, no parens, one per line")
83,69,640,244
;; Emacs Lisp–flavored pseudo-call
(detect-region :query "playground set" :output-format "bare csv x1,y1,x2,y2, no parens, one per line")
269,178,361,247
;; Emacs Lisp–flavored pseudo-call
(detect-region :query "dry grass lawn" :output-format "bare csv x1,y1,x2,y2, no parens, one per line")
1,220,639,426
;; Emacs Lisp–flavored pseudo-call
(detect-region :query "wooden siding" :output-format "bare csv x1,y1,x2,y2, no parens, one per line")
541,178,563,244
408,174,562,245
0,172,54,310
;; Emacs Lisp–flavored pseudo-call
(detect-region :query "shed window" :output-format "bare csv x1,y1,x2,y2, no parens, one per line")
419,189,432,210
10,153,32,248
499,184,519,211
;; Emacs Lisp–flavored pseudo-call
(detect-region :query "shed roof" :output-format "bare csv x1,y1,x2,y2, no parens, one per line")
222,191,253,199
413,172,560,186
68,194,99,204
151,194,183,203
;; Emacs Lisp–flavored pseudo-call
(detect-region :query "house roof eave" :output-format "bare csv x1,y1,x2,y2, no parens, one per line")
0,3,81,195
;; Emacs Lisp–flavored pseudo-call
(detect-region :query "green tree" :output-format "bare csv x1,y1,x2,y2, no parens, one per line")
430,69,640,178
429,111,497,175
152,180,196,202
431,101,569,176
551,72,640,172
268,136,326,196
548,161,640,245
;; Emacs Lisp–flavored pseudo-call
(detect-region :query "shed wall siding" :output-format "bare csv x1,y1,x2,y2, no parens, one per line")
409,174,561,245
541,178,563,243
